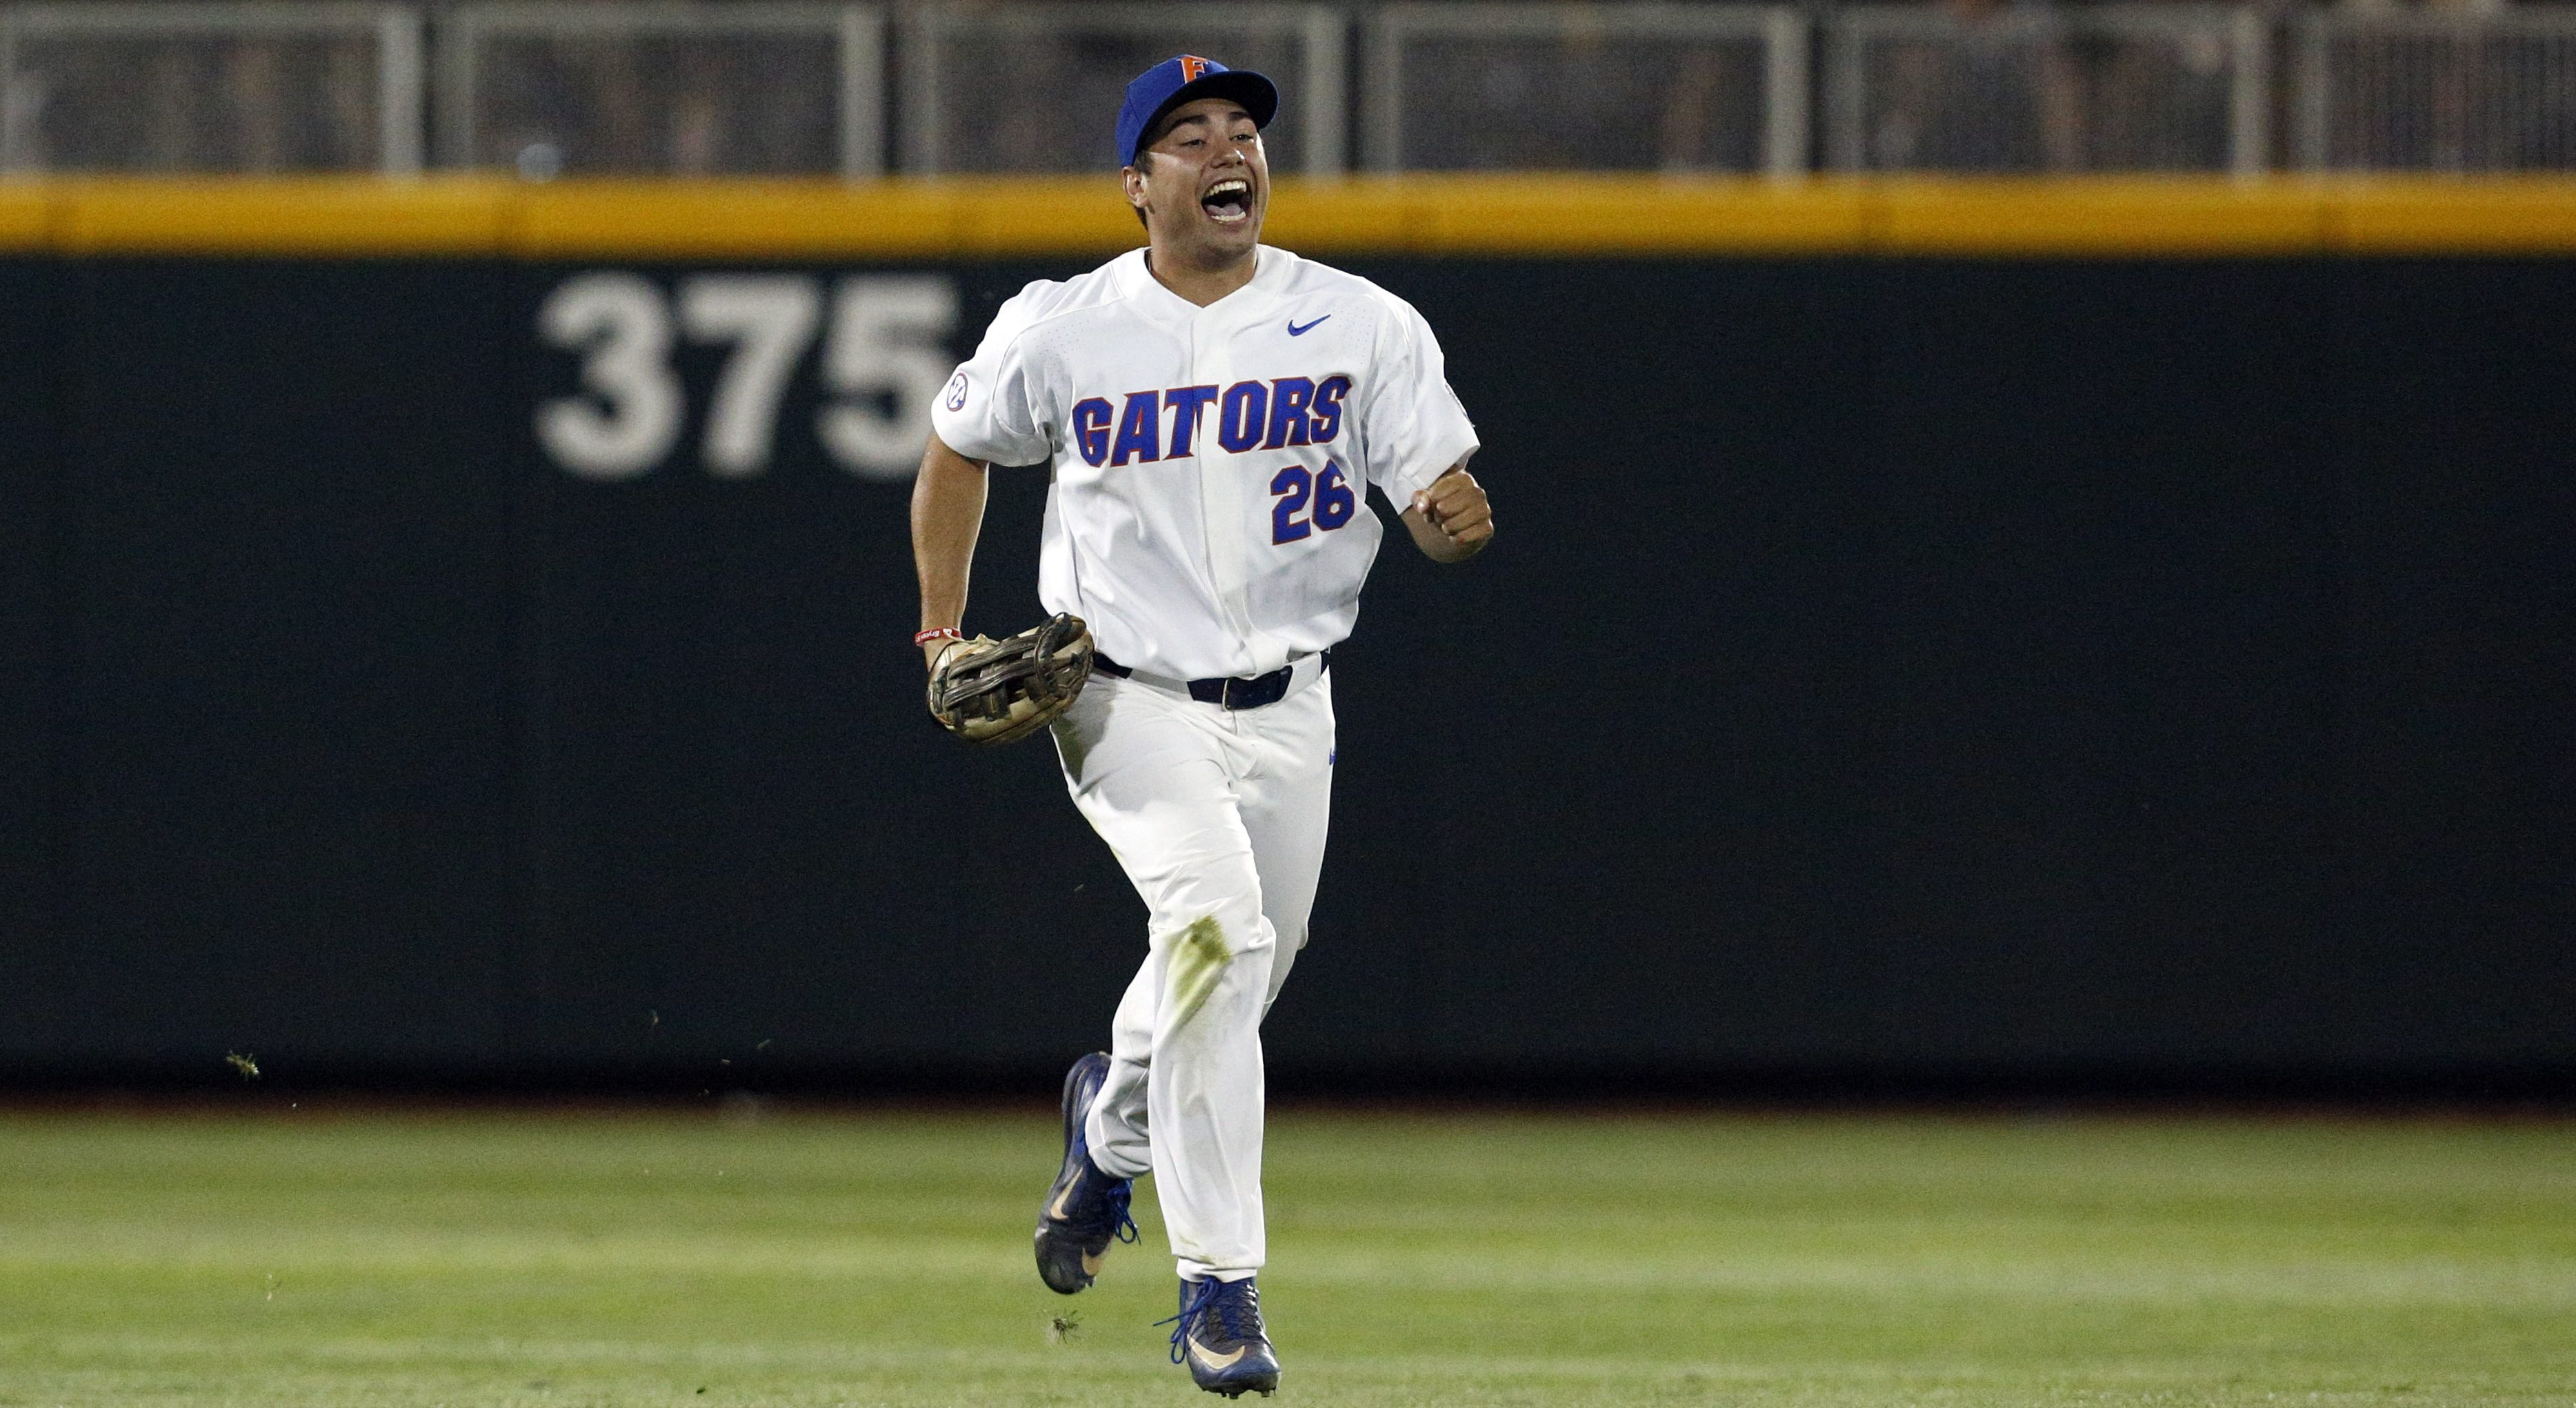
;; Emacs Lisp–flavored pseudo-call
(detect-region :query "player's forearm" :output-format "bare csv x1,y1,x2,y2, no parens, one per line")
912,435,990,653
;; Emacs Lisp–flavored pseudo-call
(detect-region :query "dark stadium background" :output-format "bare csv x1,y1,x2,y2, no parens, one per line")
1,244,2568,1100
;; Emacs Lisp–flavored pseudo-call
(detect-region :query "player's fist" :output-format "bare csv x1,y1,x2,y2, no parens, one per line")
1408,468,1493,562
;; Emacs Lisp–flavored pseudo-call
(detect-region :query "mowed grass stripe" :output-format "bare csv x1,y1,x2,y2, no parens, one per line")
25,1231,2565,1304
1,1108,2570,1406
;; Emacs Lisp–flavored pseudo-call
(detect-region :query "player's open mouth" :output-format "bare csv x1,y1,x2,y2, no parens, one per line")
1201,179,1253,224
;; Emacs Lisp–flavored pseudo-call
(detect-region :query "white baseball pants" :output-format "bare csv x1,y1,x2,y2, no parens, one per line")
1050,655,1335,1282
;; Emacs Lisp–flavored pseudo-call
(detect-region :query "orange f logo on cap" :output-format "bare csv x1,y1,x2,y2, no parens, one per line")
1179,55,1212,83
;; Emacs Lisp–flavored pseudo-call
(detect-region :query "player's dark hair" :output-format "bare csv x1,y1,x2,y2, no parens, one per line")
1127,150,1153,229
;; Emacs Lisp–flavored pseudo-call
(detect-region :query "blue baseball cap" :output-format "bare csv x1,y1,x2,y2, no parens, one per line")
1115,54,1279,168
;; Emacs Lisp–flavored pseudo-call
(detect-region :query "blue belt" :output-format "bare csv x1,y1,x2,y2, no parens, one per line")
1092,649,1331,711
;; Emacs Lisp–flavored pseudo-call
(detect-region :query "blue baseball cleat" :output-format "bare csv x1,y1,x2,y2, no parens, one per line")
1158,1276,1280,1398
1033,1051,1138,1294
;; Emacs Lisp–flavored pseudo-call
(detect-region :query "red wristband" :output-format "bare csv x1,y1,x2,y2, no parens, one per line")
913,626,963,647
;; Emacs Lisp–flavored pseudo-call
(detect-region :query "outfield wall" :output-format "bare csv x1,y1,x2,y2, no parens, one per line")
2,178,2570,1089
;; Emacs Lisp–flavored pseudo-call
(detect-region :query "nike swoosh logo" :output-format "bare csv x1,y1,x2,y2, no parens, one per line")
1286,315,1330,336
1188,1336,1246,1370
1047,1184,1075,1220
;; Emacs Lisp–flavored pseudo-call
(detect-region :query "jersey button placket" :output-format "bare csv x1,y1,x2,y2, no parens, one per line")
1192,306,1261,675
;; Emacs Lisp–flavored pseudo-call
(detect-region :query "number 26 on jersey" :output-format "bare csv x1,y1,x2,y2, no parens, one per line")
1271,459,1357,544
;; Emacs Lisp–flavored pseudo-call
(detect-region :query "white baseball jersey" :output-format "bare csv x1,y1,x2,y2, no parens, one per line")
932,245,1478,682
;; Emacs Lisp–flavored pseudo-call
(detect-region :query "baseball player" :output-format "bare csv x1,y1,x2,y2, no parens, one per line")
910,54,1493,1398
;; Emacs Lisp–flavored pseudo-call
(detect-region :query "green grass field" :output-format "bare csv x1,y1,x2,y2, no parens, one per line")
1,1102,2570,1407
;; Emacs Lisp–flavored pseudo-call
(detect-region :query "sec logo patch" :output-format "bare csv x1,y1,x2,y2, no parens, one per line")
943,372,969,411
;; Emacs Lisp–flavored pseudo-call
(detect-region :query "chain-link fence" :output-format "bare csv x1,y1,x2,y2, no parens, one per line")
2295,9,2576,172
1363,3,1804,175
435,4,878,179
11,3,2576,177
1827,5,2264,175
1,3,417,174
901,4,1341,175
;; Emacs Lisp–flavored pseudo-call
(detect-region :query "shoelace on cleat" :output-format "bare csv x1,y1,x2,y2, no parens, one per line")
1156,1277,1259,1365
1101,1178,1141,1245
1064,1164,1139,1245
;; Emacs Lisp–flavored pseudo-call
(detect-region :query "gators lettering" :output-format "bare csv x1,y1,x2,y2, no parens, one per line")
1073,375,1352,468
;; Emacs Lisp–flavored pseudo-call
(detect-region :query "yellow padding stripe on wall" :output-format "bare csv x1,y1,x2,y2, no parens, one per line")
6,175,2576,257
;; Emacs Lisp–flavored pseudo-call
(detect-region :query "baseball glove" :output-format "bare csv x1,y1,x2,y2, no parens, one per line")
926,613,1096,746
